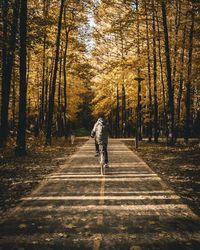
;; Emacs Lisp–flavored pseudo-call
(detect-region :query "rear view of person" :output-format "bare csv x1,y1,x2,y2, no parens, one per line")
91,114,109,168
91,119,100,157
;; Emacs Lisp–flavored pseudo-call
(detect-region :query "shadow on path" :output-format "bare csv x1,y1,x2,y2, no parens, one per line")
0,139,200,249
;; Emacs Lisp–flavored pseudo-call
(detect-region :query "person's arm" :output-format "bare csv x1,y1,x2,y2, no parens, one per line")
91,122,97,138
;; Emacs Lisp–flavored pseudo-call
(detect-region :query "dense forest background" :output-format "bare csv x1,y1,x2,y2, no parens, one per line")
0,0,199,155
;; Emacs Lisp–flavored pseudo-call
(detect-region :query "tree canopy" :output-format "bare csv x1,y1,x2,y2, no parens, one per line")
0,0,199,153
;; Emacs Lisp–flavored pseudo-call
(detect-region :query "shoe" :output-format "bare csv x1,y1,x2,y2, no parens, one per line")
95,153,99,157
104,164,109,168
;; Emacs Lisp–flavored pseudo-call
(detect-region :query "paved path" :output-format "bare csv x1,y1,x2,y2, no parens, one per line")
0,139,200,249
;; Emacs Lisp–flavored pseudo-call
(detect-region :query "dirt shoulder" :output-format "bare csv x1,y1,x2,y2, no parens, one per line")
0,136,88,217
122,139,200,216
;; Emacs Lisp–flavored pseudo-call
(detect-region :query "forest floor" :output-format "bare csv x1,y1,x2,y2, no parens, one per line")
0,136,88,216
123,139,200,216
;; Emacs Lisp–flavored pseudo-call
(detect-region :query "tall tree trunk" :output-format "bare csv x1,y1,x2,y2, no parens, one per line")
46,0,65,145
11,61,16,129
172,0,181,91
0,0,8,146
127,100,131,137
40,22,46,126
172,0,181,141
63,28,69,138
45,56,54,124
0,0,19,147
58,45,63,112
184,4,195,143
40,38,46,127
57,47,63,137
119,20,125,137
152,0,159,142
155,7,168,140
144,0,153,142
115,84,120,137
40,0,49,128
44,61,49,122
161,0,175,144
176,21,187,133
15,0,27,156
121,84,126,137
137,79,142,143
135,0,142,141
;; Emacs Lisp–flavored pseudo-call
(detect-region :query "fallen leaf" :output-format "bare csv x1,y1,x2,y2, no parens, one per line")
91,234,102,241
149,221,156,225
45,215,52,219
19,224,27,229
58,233,64,237
65,223,75,229
130,235,137,239
32,241,38,244
119,225,126,231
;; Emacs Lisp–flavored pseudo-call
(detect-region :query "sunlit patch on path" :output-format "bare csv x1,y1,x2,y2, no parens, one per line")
0,139,200,249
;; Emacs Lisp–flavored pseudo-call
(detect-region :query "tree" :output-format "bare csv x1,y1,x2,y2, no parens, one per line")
152,0,159,142
144,0,153,142
15,0,28,156
184,2,195,143
161,0,175,144
0,0,199,151
46,0,65,145
0,0,20,147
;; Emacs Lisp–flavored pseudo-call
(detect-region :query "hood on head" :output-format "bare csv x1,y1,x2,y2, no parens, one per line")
98,117,105,125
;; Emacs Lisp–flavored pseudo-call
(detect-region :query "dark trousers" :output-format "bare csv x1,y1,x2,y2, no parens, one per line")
95,140,99,154
99,144,108,164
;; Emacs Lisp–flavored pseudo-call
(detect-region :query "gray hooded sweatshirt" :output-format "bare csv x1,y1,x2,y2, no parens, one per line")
91,118,109,145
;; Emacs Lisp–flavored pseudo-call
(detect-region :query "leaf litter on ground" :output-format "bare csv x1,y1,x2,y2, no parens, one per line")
0,136,88,217
124,140,200,216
